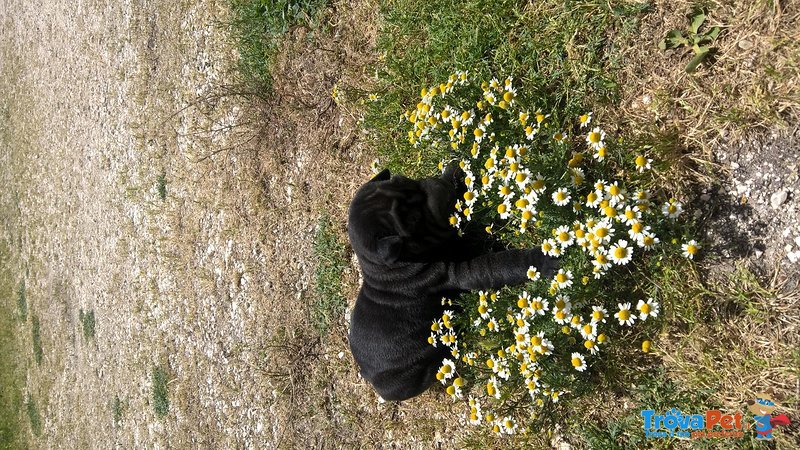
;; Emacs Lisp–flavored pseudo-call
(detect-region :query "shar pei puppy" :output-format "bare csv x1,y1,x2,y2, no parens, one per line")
347,164,557,401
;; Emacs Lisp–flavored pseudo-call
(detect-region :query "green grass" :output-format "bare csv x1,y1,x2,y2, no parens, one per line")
111,395,124,425
311,215,348,335
25,395,42,438
78,308,96,340
227,0,327,91
31,314,42,366
156,172,167,201
16,279,26,320
151,366,170,418
0,243,27,448
363,0,651,175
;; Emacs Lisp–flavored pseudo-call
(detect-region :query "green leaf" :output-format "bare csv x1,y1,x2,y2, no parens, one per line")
685,51,708,73
706,26,721,41
689,11,706,35
661,30,688,49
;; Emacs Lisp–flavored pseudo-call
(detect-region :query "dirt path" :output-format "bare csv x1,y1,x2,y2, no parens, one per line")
0,0,381,447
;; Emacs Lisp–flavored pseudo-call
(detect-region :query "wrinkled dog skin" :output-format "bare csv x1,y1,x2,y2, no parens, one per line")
347,165,557,401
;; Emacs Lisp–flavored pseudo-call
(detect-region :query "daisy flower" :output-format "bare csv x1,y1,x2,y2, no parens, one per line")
529,296,548,316
526,266,541,281
621,206,642,225
590,305,608,324
593,145,608,162
579,322,597,340
486,376,502,399
579,112,593,128
468,398,482,425
497,183,515,200
496,200,513,219
585,190,602,208
608,239,634,265
552,307,571,325
554,225,574,248
584,339,600,355
681,239,701,259
529,173,546,193
553,269,573,289
591,220,615,244
524,124,538,140
571,352,587,372
628,221,648,242
636,298,660,320
439,358,456,382
635,155,652,172
586,127,606,150
634,232,657,250
553,131,568,143
552,187,571,206
662,199,684,219
541,238,559,257
614,303,636,326
605,181,626,206
445,382,463,399
501,417,518,435
570,168,585,187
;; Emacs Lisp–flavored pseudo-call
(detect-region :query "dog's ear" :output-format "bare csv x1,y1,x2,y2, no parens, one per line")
370,169,391,182
376,235,403,266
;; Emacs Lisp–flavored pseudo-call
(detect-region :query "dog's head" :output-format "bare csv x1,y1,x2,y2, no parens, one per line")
348,164,466,266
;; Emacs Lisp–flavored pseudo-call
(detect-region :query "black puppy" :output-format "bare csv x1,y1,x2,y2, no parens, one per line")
347,165,557,401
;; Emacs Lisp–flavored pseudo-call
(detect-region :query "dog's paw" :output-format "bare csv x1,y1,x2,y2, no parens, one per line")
532,251,560,279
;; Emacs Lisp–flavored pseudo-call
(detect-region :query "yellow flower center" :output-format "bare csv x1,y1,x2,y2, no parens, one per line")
592,310,604,320
517,298,528,309
687,244,697,254
503,91,514,102
571,357,582,367
635,155,647,167
618,309,630,321
558,231,570,242
463,191,474,201
595,227,608,238
582,324,593,335
631,222,643,234
609,185,620,196
584,340,595,350
531,179,544,191
640,304,651,314
613,247,628,259
588,132,601,143
515,172,527,183
522,210,533,221
473,128,483,138
597,147,607,157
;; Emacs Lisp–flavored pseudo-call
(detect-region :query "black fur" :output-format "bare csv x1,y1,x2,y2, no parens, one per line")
347,165,557,401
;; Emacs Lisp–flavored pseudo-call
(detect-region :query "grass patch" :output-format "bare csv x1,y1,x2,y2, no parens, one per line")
78,308,96,340
151,366,170,418
111,395,124,425
311,215,348,335
227,0,328,91
30,314,42,366
0,243,27,448
156,171,167,201
362,0,651,175
16,279,26,320
25,395,42,437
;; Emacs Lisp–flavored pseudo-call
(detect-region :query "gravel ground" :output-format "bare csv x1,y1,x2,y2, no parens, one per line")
704,130,800,286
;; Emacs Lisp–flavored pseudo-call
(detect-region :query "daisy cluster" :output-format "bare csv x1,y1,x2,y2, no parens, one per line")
401,73,699,434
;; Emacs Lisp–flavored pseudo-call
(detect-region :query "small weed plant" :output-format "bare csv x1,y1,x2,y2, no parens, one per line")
31,315,43,366
151,366,170,418
312,215,348,335
659,8,721,73
404,73,698,434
